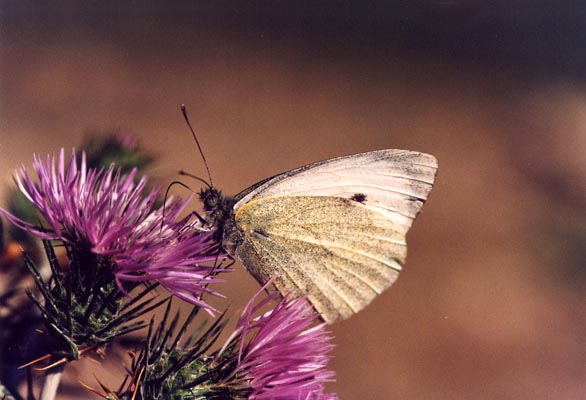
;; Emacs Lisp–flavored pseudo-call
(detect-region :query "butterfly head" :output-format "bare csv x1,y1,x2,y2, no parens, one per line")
198,187,237,243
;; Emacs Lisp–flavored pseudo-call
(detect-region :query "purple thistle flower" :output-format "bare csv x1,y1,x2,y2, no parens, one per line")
0,149,227,312
225,284,338,400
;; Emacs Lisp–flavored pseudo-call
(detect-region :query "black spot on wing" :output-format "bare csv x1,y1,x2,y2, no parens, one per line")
350,193,367,203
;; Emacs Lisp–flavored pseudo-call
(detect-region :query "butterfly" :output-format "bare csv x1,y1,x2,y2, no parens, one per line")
197,149,438,324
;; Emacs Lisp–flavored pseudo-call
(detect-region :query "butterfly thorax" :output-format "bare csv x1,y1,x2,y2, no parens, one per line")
198,187,241,250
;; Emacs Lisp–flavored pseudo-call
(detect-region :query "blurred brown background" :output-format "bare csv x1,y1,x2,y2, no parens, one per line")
1,1,586,399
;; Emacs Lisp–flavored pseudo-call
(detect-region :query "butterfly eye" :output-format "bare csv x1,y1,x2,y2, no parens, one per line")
199,188,218,209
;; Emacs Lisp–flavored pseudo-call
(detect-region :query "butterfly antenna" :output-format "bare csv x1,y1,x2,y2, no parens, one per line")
181,104,214,188
178,170,211,189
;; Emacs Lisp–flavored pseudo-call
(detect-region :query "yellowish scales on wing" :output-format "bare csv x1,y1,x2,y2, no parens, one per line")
234,195,407,323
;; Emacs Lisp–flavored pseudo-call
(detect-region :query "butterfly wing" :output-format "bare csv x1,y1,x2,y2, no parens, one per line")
235,195,411,323
232,149,438,323
234,149,438,234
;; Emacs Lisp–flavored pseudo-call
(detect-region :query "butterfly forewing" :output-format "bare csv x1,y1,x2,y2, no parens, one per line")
234,149,437,233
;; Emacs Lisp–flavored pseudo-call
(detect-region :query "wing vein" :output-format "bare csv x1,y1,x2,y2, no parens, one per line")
263,232,403,272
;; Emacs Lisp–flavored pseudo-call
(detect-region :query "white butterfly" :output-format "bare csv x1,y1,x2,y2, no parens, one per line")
198,149,438,324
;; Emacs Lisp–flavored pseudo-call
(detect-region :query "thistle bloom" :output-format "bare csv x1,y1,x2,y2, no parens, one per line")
226,287,338,400
0,149,227,312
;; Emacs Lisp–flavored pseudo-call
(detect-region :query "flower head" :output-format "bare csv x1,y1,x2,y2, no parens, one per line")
92,279,337,400
0,149,227,312
227,286,338,400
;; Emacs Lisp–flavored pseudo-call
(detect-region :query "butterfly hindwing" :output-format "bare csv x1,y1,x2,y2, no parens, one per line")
234,195,408,323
